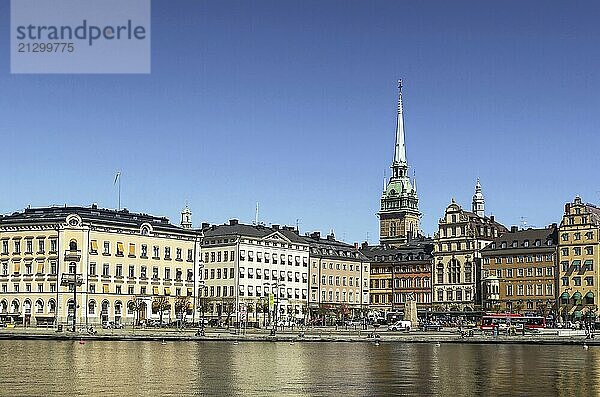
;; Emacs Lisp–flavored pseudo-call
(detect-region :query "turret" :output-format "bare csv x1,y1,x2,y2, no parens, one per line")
472,179,485,217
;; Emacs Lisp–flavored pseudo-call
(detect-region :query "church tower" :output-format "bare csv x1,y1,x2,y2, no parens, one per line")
378,80,421,245
181,205,192,229
472,179,485,217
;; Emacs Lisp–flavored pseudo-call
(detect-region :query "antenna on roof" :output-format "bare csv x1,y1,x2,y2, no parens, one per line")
254,202,259,225
114,171,122,211
296,218,301,231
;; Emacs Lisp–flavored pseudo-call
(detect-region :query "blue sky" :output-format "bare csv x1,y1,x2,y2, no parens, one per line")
1,1,599,243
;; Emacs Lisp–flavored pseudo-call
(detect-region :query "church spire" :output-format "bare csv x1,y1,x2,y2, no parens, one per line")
472,178,485,217
391,80,408,180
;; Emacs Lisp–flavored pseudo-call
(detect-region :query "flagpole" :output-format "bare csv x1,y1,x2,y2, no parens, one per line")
118,174,121,211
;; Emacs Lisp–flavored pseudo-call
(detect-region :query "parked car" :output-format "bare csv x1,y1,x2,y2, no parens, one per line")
388,320,412,331
420,323,443,332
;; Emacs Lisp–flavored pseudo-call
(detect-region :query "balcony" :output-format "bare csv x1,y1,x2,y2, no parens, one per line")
60,274,84,286
64,250,82,261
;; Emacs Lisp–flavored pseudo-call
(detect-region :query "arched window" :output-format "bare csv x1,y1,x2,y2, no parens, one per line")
35,299,44,314
48,299,56,313
11,299,20,313
88,300,96,315
114,301,122,315
101,300,109,314
23,299,32,314
69,240,78,251
0,300,8,313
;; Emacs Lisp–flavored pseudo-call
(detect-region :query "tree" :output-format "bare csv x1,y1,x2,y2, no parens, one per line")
222,297,235,328
152,296,171,326
128,297,145,328
175,296,191,328
197,297,212,322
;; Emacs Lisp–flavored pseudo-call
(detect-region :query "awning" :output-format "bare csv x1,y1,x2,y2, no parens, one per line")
103,284,109,293
572,260,581,266
37,263,44,274
165,288,171,296
117,242,124,254
560,292,570,299
14,263,20,274
153,286,159,295
129,244,135,256
586,291,595,298
574,310,583,319
573,292,583,300
91,240,98,252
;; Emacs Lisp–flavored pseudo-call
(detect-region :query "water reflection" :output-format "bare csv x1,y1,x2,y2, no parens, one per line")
0,341,598,396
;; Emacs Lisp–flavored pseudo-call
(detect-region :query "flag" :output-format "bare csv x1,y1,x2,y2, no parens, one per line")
114,172,121,185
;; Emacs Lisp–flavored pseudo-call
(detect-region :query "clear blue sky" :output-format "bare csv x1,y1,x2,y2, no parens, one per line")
1,1,599,243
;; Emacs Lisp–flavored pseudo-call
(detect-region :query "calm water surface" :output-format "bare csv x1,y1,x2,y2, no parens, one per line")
0,340,598,396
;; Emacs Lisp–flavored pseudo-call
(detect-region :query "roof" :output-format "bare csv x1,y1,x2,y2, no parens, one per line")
301,233,367,261
201,222,307,244
360,237,434,262
0,205,191,234
481,226,558,255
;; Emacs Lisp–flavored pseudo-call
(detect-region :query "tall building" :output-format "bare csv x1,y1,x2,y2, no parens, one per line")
304,232,369,323
557,196,600,323
432,181,508,311
199,221,309,326
361,238,433,317
481,225,558,314
378,80,420,245
0,205,200,328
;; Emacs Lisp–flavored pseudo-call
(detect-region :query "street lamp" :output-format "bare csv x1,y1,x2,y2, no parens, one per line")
264,281,285,335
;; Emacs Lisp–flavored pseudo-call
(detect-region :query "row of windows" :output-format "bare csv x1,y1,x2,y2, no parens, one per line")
370,265,429,274
90,240,193,262
561,231,594,241
316,262,362,272
1,283,57,293
0,298,56,314
506,284,554,296
1,238,57,256
202,285,308,299
561,247,594,256
239,251,308,267
489,267,554,278
436,289,473,302
560,260,593,272
88,263,193,281
239,268,307,283
484,254,554,265
320,289,362,304
561,276,594,287
1,261,58,276
204,251,235,263
489,239,554,249
87,284,192,296
316,275,362,287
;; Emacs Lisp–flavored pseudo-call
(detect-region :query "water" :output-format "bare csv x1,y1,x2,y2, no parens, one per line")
0,340,597,396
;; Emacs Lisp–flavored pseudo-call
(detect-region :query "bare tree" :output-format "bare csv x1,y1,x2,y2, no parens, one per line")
175,296,191,328
128,296,145,328
152,296,171,326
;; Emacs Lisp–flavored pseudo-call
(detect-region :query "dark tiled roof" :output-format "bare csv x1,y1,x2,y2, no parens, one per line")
300,234,367,261
360,237,434,262
481,226,558,254
202,223,307,244
0,205,191,234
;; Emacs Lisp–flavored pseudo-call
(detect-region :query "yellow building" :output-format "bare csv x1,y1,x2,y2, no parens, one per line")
305,232,369,324
0,205,200,328
558,196,600,323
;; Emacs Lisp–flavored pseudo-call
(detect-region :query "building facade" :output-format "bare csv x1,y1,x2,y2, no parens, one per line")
304,232,369,323
0,205,200,328
432,182,508,311
558,196,600,323
378,80,420,246
199,221,309,326
361,238,433,317
481,226,558,315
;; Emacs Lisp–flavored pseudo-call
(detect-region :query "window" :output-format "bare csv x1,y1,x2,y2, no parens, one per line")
187,249,193,261
164,268,171,280
14,240,21,254
129,265,135,278
574,277,582,286
116,285,122,294
562,277,569,286
116,265,122,277
561,248,568,257
103,241,110,255
140,266,147,279
586,246,594,255
102,264,110,276
585,276,594,286
2,240,8,255
116,242,124,256
153,246,159,258
141,245,148,257
574,232,581,240
164,247,171,260
50,239,57,253
176,248,182,261
128,286,134,295
89,263,96,275
26,239,33,254
152,267,158,279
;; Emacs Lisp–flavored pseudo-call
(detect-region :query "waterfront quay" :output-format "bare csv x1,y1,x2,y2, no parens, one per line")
0,325,597,346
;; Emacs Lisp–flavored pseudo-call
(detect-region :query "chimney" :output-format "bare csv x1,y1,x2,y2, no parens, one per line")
326,233,335,241
490,215,495,222
211,225,217,231
511,226,518,233
272,224,279,230
229,219,239,226
91,203,98,210
201,222,210,229
565,203,570,214
361,241,369,250
354,242,359,249
310,231,320,240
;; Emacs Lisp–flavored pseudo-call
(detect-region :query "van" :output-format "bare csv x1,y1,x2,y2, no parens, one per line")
388,320,411,331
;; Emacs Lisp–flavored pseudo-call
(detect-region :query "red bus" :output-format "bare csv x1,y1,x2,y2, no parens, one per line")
480,314,546,331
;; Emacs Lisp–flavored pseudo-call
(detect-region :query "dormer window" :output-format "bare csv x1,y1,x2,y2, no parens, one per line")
534,239,541,247
523,240,529,247
501,242,507,249
512,241,518,248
